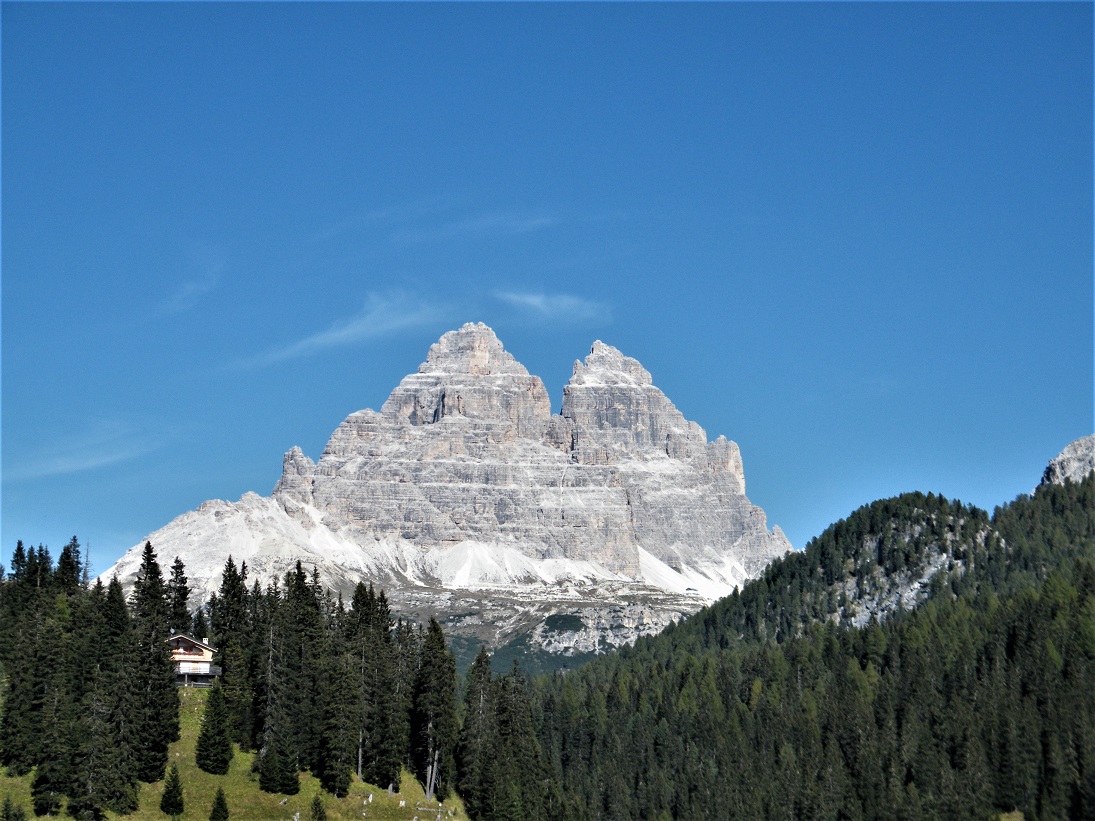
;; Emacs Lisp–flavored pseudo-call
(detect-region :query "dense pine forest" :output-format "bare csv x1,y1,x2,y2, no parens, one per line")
1,472,1092,819
525,474,1095,820
0,543,463,819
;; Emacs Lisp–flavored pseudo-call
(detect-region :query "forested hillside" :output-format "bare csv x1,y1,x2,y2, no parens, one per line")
2,473,1092,820
521,474,1095,820
0,543,463,818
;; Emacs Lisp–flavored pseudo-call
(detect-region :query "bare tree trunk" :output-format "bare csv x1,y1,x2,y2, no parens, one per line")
427,745,442,801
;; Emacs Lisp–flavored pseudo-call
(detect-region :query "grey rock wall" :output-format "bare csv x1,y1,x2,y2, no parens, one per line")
104,322,792,654
1041,433,1095,487
286,323,786,580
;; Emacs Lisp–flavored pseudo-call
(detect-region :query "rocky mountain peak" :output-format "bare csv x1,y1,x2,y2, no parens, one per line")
420,321,529,376
273,446,315,507
380,322,551,437
1041,433,1095,487
569,341,653,387
104,323,790,658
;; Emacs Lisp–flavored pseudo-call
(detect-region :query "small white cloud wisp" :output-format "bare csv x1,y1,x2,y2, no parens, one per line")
7,421,160,481
494,291,608,323
159,244,226,314
250,292,443,366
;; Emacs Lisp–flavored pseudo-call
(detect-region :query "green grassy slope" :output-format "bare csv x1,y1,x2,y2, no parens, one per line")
1,687,467,820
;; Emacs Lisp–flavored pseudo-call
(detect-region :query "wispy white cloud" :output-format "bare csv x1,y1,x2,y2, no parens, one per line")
245,292,443,366
7,422,159,481
494,291,609,323
159,244,225,313
454,213,556,234
161,274,219,314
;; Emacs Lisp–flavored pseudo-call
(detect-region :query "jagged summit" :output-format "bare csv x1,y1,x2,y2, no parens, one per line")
379,322,551,437
103,324,791,655
418,322,531,376
569,340,653,387
1041,433,1095,487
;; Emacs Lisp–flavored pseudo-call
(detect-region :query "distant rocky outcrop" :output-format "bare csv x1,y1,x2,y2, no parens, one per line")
104,323,791,655
1041,433,1095,487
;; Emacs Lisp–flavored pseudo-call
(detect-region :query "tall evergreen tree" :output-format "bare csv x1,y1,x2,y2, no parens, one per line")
494,664,549,819
210,557,248,648
30,613,76,814
159,763,184,819
131,542,179,782
256,593,300,797
411,618,457,801
68,664,140,818
343,583,400,789
55,536,82,597
30,545,52,591
317,629,355,797
196,680,234,775
219,637,252,748
30,709,67,817
391,618,420,768
167,557,191,633
0,541,28,664
457,646,498,819
101,577,131,670
0,621,43,775
192,603,209,641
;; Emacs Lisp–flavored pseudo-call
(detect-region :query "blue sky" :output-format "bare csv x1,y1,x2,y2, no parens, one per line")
3,3,1092,577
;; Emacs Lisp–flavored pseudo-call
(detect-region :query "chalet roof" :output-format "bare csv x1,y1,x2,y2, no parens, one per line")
165,632,216,652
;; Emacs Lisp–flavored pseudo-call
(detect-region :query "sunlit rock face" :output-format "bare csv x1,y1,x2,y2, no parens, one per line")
1041,434,1095,488
104,323,791,656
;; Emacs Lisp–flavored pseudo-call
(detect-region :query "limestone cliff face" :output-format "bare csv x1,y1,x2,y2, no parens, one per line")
1040,434,1095,488
283,323,785,582
104,323,791,654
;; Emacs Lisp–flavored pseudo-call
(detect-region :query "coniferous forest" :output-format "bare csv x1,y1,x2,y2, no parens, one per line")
0,544,460,819
1,472,1093,819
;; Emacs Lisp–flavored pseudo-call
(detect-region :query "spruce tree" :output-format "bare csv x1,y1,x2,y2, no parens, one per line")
160,763,184,819
317,637,355,797
192,604,209,642
209,787,229,821
68,666,140,818
411,618,457,801
102,577,132,671
493,663,547,818
30,616,75,814
343,583,400,790
30,756,65,817
363,590,400,788
281,562,325,772
55,536,82,596
131,542,180,781
196,680,234,774
0,624,40,775
0,794,27,821
0,541,28,664
457,646,498,818
257,605,299,796
390,618,420,770
309,793,326,821
167,557,191,633
210,556,248,648
219,638,252,748
257,726,299,796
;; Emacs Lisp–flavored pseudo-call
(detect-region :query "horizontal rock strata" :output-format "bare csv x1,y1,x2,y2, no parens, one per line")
104,323,792,653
